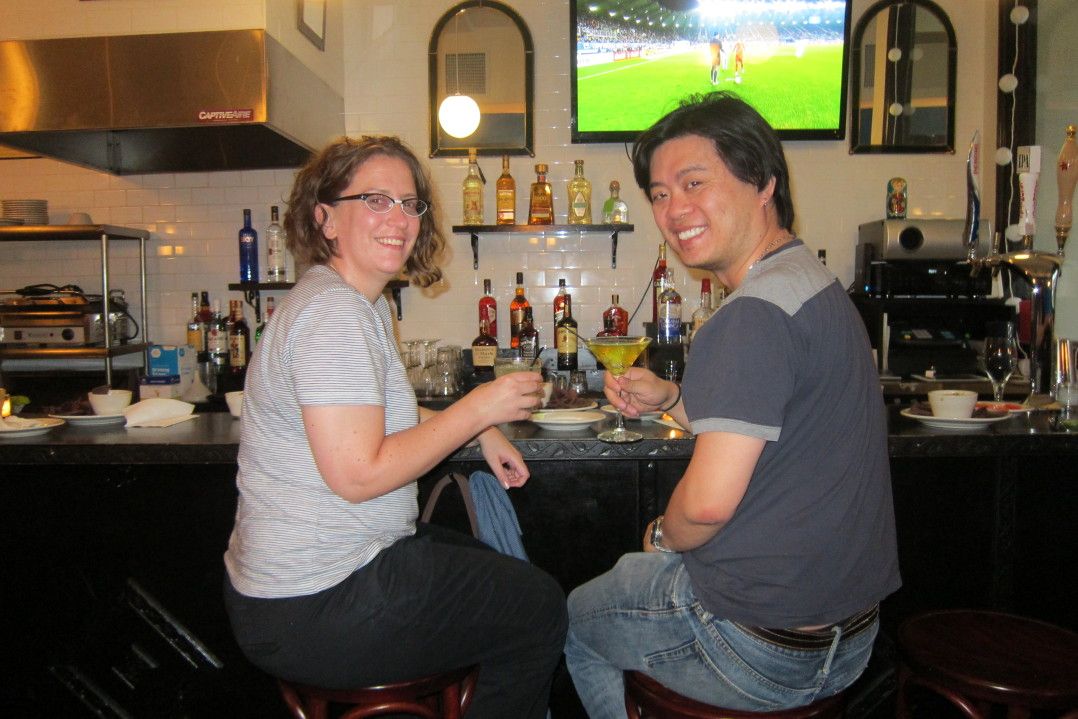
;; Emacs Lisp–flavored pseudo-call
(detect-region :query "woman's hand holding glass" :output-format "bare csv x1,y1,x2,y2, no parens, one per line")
463,370,544,425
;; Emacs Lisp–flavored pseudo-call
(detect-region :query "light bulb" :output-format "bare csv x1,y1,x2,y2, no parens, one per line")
887,47,903,62
438,94,481,139
996,146,1014,166
889,102,903,117
1010,5,1029,25
998,74,1019,94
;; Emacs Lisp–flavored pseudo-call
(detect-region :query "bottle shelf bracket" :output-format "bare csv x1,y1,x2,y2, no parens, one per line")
453,224,633,269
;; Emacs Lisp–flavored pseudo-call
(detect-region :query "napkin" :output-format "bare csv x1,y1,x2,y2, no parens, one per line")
124,398,196,428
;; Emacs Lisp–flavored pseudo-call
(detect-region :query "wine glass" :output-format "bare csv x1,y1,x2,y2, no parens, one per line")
585,336,652,443
984,334,1018,402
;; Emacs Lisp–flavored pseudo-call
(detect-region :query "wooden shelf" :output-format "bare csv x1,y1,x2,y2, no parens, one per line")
451,223,634,269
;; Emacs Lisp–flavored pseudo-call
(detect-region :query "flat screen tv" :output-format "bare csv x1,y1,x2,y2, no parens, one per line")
571,0,852,143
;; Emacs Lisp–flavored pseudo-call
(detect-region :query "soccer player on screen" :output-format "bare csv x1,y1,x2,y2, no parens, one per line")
709,33,724,85
734,40,745,82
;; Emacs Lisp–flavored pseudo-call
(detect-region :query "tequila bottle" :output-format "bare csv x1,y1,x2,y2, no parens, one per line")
528,163,553,225
602,180,628,223
496,154,516,225
463,150,484,225
567,159,592,224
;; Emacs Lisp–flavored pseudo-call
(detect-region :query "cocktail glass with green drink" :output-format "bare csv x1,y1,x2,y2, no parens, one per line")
586,335,652,443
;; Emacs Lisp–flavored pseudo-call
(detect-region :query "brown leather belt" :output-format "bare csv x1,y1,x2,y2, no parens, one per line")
736,604,879,651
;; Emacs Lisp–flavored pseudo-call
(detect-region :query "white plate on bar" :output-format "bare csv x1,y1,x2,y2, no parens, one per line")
0,416,65,437
536,400,598,414
49,413,127,426
530,410,606,431
600,404,664,421
900,408,1011,430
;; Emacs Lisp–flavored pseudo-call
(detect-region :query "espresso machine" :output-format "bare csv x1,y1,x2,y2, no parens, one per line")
850,218,1016,379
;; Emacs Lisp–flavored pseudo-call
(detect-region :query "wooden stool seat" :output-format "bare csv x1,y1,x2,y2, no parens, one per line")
624,670,847,718
277,664,478,719
897,609,1078,718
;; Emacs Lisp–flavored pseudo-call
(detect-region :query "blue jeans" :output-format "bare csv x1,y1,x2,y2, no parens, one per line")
565,552,877,719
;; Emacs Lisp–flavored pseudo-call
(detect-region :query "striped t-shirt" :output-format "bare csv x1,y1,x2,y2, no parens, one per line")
224,264,419,598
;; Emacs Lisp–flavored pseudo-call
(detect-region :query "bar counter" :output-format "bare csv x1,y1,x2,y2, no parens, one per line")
2,406,1075,716
2,404,1077,465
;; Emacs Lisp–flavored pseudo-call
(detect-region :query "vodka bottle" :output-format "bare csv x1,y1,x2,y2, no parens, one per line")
238,209,259,283
496,155,516,225
657,271,683,345
567,159,592,224
266,205,287,281
602,180,628,223
463,150,484,225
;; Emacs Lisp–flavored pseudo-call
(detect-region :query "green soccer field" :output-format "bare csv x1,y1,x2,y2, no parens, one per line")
575,43,845,134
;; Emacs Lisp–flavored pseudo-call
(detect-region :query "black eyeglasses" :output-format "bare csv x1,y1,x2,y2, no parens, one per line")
328,192,430,217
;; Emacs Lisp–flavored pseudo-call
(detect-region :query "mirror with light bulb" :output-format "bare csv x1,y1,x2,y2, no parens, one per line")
428,1,535,158
849,0,956,154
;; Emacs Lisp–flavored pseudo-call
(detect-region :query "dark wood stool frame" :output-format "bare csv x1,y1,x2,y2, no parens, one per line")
624,670,847,719
277,664,478,719
896,609,1078,719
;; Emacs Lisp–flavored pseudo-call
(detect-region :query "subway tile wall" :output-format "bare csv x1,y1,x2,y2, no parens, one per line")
0,0,993,352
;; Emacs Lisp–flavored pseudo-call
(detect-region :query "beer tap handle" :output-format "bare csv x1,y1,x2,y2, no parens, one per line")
1056,124,1078,257
963,131,981,264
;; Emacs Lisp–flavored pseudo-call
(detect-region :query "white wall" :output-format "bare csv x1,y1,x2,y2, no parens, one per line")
4,0,1068,354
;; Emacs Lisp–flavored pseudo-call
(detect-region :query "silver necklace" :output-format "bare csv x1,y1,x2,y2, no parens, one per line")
749,232,792,270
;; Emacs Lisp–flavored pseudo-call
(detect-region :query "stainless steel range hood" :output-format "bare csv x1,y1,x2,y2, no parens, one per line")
0,30,342,174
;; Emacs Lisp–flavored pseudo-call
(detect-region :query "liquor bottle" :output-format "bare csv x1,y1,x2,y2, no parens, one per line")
657,271,683,345
207,299,230,393
238,208,259,283
228,300,250,376
556,296,579,371
528,163,553,225
509,272,530,349
463,149,484,225
256,296,275,344
519,307,540,363
567,159,592,224
496,155,516,226
689,278,715,345
266,205,287,281
597,313,620,337
602,293,629,336
185,292,204,352
552,278,568,349
471,317,498,380
601,180,629,223
197,291,212,326
479,278,498,341
651,243,668,325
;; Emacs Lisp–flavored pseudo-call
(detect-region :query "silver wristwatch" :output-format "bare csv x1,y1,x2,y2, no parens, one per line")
650,515,676,553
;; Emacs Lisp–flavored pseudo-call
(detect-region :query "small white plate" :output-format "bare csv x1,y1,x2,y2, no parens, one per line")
530,410,606,431
49,413,127,426
600,404,664,421
900,408,1011,430
536,400,598,414
0,417,65,437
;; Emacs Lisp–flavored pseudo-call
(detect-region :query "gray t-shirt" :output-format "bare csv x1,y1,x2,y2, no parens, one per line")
224,265,419,599
681,240,901,627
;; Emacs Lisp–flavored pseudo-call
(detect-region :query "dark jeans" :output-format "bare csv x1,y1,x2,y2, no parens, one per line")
224,522,568,719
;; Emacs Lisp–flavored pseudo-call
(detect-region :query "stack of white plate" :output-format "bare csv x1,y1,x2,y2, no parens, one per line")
1,199,49,225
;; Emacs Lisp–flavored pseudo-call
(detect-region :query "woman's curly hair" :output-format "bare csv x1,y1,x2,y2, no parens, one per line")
283,135,444,287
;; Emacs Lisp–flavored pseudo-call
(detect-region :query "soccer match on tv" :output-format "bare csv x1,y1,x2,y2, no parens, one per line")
572,0,851,141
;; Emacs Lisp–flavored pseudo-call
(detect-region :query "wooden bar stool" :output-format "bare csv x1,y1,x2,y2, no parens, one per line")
624,670,847,718
277,664,478,719
896,609,1078,719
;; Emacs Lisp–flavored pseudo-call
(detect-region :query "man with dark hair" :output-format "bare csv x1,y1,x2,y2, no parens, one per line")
565,92,900,717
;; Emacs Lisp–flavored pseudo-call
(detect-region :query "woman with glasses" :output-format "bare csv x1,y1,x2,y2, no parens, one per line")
223,136,567,719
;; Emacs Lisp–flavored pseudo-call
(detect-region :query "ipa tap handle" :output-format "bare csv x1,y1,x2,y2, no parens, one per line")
1056,124,1078,256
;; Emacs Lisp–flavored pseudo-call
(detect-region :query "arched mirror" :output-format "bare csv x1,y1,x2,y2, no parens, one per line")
849,0,956,154
428,1,534,158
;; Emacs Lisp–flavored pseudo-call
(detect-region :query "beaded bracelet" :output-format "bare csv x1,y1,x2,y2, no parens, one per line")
660,383,682,413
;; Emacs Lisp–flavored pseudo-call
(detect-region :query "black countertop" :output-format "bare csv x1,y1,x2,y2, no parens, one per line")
2,403,1077,465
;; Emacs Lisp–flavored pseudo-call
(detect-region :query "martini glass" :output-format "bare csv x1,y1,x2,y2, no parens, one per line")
585,335,653,443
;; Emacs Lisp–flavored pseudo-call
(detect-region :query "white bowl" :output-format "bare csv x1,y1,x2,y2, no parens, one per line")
225,390,244,418
88,389,133,415
927,390,978,419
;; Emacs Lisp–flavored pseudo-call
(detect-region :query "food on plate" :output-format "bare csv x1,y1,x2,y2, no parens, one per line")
907,400,1006,419
9,395,30,414
543,386,592,410
1,415,40,430
40,396,93,416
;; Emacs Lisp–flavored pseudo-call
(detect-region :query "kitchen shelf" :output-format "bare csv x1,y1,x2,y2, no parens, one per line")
0,224,151,386
227,279,411,321
452,223,634,269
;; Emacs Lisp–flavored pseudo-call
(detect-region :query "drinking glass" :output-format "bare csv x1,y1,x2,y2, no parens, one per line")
983,334,1018,402
585,336,652,443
